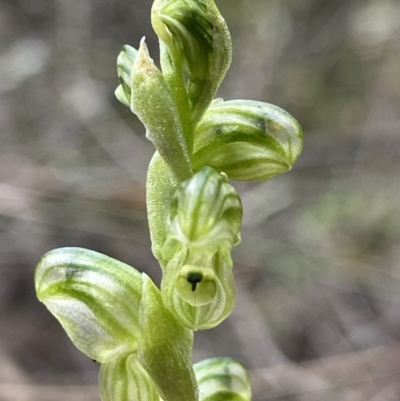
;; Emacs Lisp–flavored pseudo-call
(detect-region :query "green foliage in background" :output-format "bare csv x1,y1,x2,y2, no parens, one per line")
35,0,303,400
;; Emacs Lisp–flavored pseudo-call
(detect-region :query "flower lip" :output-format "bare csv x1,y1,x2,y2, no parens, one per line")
177,265,217,306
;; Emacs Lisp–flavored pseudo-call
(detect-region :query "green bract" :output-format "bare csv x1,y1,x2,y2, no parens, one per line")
146,152,175,267
138,275,197,401
131,39,192,182
193,99,303,181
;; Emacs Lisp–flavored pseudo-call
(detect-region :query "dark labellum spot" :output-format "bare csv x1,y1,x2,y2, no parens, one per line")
187,272,203,291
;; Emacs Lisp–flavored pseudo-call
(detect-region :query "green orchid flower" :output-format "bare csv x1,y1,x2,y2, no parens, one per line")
160,166,242,330
193,99,303,181
152,0,232,127
35,247,197,401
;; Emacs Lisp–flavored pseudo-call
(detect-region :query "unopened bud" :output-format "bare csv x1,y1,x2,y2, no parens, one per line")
152,0,232,122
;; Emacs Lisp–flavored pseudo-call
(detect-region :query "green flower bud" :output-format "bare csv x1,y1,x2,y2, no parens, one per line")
100,353,159,401
131,38,192,182
160,166,242,330
34,247,142,363
138,274,198,401
115,44,138,108
152,0,232,122
194,357,252,401
193,99,303,181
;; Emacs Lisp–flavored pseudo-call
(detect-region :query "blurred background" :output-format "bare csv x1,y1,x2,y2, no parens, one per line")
1,0,400,400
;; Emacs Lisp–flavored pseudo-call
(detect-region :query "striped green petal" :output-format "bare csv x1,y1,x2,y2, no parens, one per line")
115,44,138,108
138,274,198,401
152,0,232,123
193,99,303,181
99,352,159,401
163,166,242,256
194,357,252,401
34,247,142,363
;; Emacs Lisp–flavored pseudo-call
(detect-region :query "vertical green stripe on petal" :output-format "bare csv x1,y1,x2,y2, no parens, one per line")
35,247,142,363
194,357,252,401
193,100,303,181
167,166,242,248
152,0,232,123
99,353,159,401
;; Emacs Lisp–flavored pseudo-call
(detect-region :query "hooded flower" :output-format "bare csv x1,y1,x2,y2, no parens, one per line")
160,166,242,330
35,247,197,401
